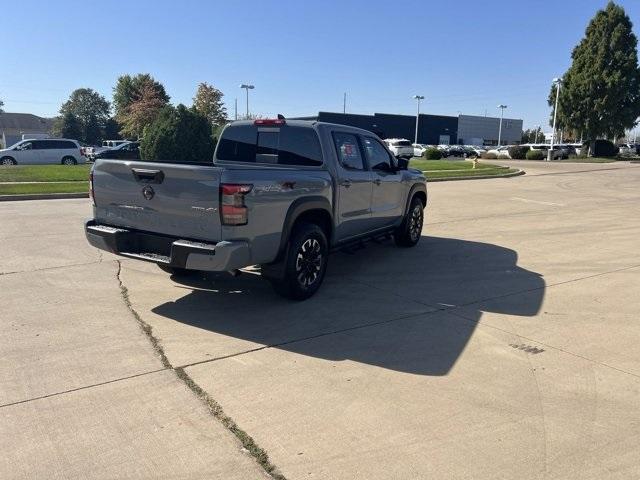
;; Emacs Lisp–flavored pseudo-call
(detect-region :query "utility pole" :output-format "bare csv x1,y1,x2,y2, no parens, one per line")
240,84,254,118
234,98,238,121
534,124,540,143
497,105,507,146
343,92,346,114
413,95,425,144
549,77,562,161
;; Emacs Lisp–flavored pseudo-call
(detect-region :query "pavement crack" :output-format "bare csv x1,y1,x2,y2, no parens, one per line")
0,369,166,409
115,260,287,480
0,259,105,277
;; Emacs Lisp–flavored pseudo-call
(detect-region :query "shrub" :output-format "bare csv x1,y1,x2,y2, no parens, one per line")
507,145,529,159
481,152,497,159
423,147,442,160
141,104,215,162
497,153,510,159
526,149,545,160
591,139,618,157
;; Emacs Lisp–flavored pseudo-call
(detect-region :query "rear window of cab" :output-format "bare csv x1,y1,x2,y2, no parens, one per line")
216,125,323,166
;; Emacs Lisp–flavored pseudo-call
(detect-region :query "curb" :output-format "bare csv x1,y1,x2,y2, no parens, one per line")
0,192,89,202
427,169,525,182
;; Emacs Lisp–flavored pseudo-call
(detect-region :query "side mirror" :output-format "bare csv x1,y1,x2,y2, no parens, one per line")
396,157,409,170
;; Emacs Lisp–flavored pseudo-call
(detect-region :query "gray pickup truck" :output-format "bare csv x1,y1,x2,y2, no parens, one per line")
85,118,427,299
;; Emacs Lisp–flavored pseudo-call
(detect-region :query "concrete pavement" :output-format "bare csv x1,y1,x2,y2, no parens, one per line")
1,160,640,479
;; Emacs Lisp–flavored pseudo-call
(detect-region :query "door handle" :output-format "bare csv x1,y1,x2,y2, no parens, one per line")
340,180,352,188
373,179,382,186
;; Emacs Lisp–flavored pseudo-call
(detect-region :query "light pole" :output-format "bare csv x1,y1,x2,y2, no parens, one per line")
240,84,254,118
413,95,425,144
549,77,562,161
534,124,540,143
497,104,507,146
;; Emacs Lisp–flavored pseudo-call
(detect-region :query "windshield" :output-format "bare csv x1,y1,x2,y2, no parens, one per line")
6,140,25,150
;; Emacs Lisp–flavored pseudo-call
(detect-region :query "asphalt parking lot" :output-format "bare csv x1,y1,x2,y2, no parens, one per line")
2,160,640,479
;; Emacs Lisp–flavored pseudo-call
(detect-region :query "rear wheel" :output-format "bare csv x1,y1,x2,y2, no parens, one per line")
1,157,16,166
62,156,77,165
394,196,424,247
269,222,329,300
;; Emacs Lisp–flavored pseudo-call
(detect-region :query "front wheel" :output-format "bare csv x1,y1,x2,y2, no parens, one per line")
394,197,424,247
270,222,329,300
1,157,16,166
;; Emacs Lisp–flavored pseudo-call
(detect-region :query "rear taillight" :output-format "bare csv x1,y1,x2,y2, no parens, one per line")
89,171,95,206
220,183,253,225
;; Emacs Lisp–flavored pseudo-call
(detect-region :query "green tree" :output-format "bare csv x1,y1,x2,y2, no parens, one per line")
521,127,545,143
55,88,110,143
193,82,227,127
140,104,214,162
0,97,4,114
55,111,83,140
113,74,170,119
549,2,640,147
103,117,122,140
119,83,169,139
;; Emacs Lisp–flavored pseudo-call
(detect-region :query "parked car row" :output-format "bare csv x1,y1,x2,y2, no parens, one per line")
85,140,131,161
0,137,141,166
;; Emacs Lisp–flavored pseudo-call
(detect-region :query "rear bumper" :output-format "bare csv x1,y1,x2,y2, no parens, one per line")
85,220,250,272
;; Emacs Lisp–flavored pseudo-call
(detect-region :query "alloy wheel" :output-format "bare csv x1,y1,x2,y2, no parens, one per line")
295,238,323,287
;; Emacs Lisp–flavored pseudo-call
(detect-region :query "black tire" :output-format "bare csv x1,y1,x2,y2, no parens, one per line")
61,156,77,165
158,264,192,276
270,222,329,300
394,196,424,247
1,156,16,166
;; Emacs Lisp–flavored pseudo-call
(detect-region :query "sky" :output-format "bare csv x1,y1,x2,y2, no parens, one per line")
2,0,639,131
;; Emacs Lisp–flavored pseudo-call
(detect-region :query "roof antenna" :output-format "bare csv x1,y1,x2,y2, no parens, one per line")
277,114,285,120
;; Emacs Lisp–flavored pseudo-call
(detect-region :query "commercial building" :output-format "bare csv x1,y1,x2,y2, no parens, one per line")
457,114,523,146
0,112,54,148
297,111,523,146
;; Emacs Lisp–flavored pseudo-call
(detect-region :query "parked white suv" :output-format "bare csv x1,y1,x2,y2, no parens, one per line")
384,138,414,159
0,138,85,165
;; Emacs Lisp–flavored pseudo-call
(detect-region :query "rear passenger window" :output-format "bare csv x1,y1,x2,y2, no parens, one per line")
217,124,322,166
333,132,364,170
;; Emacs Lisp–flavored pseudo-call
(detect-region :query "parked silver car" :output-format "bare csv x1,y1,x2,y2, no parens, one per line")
0,138,85,165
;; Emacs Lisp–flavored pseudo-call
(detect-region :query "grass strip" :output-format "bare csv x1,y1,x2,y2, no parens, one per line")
0,182,89,195
0,165,91,182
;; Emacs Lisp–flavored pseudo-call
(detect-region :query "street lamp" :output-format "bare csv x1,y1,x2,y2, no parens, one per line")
413,95,425,144
240,84,255,118
549,77,562,161
497,104,507,146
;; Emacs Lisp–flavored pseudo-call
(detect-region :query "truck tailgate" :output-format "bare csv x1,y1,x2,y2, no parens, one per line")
92,159,222,241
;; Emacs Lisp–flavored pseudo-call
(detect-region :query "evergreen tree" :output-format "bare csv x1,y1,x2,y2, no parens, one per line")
140,104,214,162
549,2,640,144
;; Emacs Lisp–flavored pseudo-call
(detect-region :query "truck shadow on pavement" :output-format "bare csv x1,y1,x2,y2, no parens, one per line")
152,236,545,376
